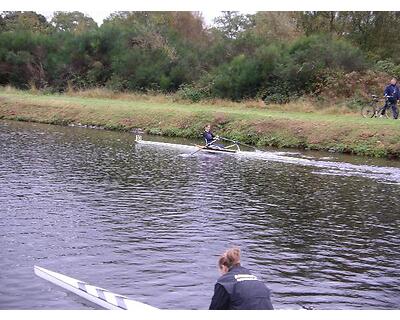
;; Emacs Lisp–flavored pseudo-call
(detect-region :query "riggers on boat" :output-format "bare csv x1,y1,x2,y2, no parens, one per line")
34,266,157,310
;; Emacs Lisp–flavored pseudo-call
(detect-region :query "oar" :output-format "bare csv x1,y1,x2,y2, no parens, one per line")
219,136,260,151
188,139,217,157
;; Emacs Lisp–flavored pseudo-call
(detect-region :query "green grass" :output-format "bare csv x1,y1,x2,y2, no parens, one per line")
1,89,400,158
2,89,397,126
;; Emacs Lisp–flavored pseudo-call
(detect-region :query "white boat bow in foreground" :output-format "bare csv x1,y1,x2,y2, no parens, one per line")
34,265,157,310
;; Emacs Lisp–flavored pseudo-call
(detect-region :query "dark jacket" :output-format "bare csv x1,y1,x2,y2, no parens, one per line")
203,131,215,144
209,265,274,310
384,84,400,102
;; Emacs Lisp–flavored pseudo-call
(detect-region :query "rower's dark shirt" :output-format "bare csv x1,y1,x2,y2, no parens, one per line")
203,131,215,144
209,284,230,310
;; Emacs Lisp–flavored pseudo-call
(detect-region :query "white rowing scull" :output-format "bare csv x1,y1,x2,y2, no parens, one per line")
34,265,157,310
134,134,240,154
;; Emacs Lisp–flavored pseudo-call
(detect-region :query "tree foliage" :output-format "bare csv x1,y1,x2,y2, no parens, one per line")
298,11,400,63
0,11,397,102
213,11,255,39
51,11,98,33
0,11,52,33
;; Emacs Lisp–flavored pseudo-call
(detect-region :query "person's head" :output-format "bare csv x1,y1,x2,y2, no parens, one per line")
391,77,397,85
218,247,241,275
204,124,211,132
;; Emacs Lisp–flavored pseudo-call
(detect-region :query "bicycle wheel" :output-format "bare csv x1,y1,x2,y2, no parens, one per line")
361,104,376,118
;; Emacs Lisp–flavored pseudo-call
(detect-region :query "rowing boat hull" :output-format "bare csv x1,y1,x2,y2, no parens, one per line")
134,136,239,154
34,266,157,310
135,138,195,150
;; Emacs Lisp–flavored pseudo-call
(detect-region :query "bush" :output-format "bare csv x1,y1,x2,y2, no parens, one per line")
176,83,210,102
315,69,390,101
203,35,367,103
375,59,400,78
259,83,295,104
289,34,367,72
209,54,263,101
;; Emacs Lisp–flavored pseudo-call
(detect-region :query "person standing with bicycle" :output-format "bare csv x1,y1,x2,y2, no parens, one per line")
383,77,400,119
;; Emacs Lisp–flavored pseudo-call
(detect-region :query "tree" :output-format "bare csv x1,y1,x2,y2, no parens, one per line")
252,12,302,42
213,11,255,39
297,11,400,63
51,11,98,34
0,11,52,33
167,12,207,45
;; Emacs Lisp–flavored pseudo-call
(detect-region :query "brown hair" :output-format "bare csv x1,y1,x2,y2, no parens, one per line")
218,247,241,270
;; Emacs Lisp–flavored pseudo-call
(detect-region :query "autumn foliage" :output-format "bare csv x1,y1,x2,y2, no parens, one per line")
0,11,398,105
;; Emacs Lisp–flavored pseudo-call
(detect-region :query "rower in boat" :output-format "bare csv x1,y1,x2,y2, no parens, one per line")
203,124,225,149
209,247,274,310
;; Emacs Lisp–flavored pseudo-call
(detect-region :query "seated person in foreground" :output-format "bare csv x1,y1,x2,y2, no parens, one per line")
209,247,274,310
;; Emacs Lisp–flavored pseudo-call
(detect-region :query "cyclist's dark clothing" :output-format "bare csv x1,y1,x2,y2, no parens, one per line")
384,84,400,102
383,84,399,119
382,99,399,119
209,265,274,310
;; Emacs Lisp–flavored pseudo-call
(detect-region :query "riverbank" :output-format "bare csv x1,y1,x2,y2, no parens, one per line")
1,88,400,158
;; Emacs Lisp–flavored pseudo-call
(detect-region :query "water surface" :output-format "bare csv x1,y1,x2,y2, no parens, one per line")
0,120,399,310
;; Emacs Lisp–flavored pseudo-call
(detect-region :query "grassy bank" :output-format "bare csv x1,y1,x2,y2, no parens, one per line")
1,88,400,158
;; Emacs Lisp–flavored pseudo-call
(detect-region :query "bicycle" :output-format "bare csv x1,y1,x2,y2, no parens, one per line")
361,95,393,119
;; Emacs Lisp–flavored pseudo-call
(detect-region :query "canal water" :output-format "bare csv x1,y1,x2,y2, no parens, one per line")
0,120,399,310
